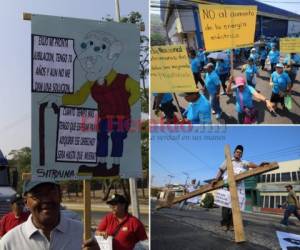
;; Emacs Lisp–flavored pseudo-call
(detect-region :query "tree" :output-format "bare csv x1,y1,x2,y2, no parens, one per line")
7,147,31,193
151,32,167,46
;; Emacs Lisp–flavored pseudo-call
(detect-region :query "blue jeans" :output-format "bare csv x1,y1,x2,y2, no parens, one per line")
210,94,221,114
97,118,130,157
281,205,300,225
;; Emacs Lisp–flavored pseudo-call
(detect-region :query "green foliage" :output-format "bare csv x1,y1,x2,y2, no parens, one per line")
202,193,214,208
8,147,31,193
141,120,149,172
151,32,167,46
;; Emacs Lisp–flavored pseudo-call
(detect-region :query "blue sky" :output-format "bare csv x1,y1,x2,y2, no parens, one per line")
151,126,300,186
0,0,148,156
150,0,300,15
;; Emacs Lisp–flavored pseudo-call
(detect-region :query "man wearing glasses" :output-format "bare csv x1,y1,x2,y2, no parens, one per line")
0,180,83,250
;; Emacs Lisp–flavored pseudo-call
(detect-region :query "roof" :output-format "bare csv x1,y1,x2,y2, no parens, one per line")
0,150,8,166
159,0,300,24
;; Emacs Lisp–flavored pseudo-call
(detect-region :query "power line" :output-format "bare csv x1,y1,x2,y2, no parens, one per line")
151,157,174,175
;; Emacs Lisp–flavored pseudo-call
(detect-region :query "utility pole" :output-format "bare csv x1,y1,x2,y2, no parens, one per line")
182,172,189,186
114,0,140,219
167,174,174,186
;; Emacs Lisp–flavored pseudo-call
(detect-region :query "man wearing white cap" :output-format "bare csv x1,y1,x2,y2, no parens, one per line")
0,180,83,250
270,63,292,110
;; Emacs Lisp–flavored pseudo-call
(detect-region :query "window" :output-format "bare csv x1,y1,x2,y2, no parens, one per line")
262,175,266,182
276,173,280,182
265,196,269,208
298,171,300,180
292,172,297,181
276,196,281,208
266,174,271,182
282,196,287,205
260,196,264,207
270,196,275,208
281,172,291,182
271,174,275,182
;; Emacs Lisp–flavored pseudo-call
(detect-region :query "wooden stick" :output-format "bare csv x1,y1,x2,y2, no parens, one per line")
23,13,32,21
225,145,245,243
83,180,91,240
156,162,278,208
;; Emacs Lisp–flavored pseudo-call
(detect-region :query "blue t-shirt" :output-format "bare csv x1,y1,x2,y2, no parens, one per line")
190,57,200,73
153,93,173,104
271,72,291,94
235,85,256,113
245,64,258,82
259,49,267,60
249,52,259,62
284,54,300,74
268,50,280,64
183,94,211,124
215,61,228,75
205,70,221,96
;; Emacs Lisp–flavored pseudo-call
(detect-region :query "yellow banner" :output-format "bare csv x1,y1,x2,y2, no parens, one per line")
280,38,300,53
151,45,197,93
199,4,257,51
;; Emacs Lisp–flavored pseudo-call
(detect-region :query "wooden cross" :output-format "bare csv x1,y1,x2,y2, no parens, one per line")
156,145,279,243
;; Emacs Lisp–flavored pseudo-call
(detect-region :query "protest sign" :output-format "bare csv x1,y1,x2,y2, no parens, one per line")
95,236,113,250
280,38,300,53
32,35,76,93
31,14,142,180
276,231,300,250
151,45,197,93
198,4,257,51
214,188,245,211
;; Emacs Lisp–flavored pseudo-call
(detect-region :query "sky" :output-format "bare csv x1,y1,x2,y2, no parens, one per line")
150,0,300,15
151,126,300,187
0,0,149,156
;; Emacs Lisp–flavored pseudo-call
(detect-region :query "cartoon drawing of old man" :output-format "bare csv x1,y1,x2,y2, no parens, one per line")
62,30,140,177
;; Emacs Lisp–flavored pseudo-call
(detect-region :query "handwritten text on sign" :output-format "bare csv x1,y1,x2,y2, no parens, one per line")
56,107,97,163
199,5,257,51
280,38,300,53
214,188,245,211
151,45,196,93
32,35,76,93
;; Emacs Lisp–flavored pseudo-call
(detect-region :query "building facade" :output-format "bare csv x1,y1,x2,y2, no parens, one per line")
160,0,300,50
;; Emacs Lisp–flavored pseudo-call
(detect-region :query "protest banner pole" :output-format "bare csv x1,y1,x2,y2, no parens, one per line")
115,0,140,219
225,145,245,243
230,50,234,77
172,93,184,120
83,180,91,240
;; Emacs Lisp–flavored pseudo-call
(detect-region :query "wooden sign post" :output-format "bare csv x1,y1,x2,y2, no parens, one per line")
225,144,245,243
83,180,91,241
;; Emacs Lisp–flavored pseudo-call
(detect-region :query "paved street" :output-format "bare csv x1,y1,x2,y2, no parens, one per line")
151,63,300,124
151,201,300,250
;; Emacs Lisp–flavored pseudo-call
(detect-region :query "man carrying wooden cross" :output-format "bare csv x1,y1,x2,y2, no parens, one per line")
211,145,260,231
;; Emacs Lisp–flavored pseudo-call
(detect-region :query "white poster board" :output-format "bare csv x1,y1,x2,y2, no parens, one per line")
31,14,142,180
214,188,245,211
95,236,113,250
277,231,300,250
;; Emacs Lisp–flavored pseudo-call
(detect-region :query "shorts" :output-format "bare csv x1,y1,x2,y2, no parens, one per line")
271,92,284,105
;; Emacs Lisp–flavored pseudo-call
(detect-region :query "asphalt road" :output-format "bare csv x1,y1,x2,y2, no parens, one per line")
151,63,300,124
151,201,300,250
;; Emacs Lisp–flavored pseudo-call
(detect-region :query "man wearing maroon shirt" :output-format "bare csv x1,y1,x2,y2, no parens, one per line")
0,195,30,238
96,194,147,250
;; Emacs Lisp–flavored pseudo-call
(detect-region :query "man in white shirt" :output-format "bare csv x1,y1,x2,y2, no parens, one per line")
211,145,259,231
0,180,83,250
